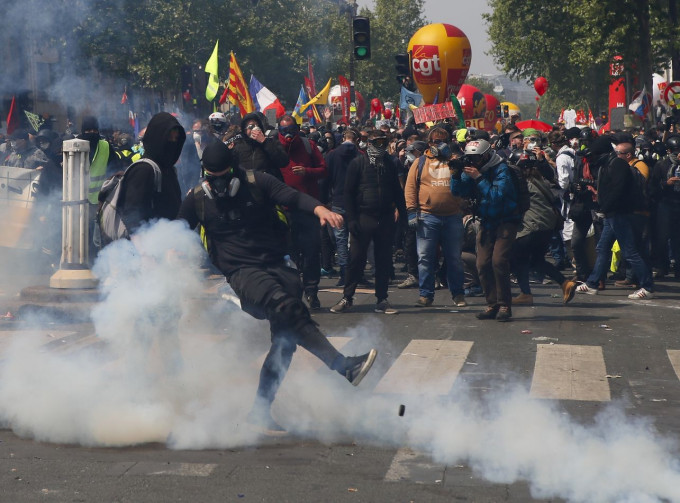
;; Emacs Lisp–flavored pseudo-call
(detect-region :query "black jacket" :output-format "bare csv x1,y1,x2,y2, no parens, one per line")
650,158,680,208
178,169,320,276
344,152,406,223
596,154,633,216
119,112,185,233
231,112,288,181
320,141,359,208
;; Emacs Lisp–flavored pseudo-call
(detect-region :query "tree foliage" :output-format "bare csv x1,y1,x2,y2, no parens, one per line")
1,0,426,109
484,0,680,119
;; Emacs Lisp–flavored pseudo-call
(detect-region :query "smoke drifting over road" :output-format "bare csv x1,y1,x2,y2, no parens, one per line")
0,220,678,502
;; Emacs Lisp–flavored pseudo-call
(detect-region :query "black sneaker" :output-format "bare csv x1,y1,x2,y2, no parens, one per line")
343,349,378,386
496,305,512,322
375,299,399,314
330,297,352,313
306,293,321,310
476,305,499,320
246,409,288,436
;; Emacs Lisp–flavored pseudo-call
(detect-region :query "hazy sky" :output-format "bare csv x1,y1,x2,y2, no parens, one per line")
356,0,500,75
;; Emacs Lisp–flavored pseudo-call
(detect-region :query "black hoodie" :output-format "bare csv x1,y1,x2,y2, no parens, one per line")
320,141,359,208
120,112,185,232
231,111,288,181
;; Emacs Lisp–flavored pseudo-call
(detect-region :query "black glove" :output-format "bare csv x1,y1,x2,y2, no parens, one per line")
348,220,361,236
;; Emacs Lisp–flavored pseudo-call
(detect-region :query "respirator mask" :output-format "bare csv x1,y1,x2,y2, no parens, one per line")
202,168,240,199
429,141,452,160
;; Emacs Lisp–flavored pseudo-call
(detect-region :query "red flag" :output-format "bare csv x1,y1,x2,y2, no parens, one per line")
338,75,350,124
558,108,565,123
307,56,317,96
121,88,128,105
304,77,314,100
6,96,19,135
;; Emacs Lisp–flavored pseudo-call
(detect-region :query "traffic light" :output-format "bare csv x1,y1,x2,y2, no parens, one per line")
395,53,411,87
352,17,371,60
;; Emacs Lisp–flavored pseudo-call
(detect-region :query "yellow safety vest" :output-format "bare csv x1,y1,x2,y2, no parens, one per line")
88,140,110,204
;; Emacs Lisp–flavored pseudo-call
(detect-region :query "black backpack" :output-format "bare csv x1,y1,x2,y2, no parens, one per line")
629,160,651,212
505,164,531,215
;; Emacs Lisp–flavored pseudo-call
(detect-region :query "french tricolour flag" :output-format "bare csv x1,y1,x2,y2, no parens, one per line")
249,75,285,119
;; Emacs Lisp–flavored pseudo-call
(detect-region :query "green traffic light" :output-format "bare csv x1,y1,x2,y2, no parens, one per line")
356,47,368,58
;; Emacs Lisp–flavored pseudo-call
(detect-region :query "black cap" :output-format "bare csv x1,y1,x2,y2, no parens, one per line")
564,127,581,140
588,135,614,157
10,129,28,140
81,116,99,132
612,132,635,145
202,141,233,173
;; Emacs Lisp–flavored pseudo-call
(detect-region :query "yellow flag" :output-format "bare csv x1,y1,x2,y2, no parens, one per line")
300,78,332,114
205,40,219,101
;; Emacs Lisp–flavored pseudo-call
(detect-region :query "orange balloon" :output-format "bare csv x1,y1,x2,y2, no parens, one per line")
407,23,472,105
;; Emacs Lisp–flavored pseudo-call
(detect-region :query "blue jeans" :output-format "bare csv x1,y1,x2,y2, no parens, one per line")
331,206,348,268
586,214,653,291
416,213,464,298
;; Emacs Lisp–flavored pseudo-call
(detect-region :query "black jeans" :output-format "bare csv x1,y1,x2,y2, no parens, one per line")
512,230,567,294
344,213,396,301
476,221,518,307
653,201,680,275
289,209,321,296
570,213,594,281
228,264,343,408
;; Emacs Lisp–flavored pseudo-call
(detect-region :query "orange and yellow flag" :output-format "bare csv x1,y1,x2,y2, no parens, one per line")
220,51,254,116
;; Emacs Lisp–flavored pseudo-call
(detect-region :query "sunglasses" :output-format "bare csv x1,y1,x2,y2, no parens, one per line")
369,137,388,148
526,137,540,142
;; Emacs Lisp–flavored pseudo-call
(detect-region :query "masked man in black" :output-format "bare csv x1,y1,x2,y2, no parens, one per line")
177,141,377,435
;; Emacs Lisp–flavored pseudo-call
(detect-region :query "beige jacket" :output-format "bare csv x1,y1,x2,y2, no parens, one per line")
404,154,463,216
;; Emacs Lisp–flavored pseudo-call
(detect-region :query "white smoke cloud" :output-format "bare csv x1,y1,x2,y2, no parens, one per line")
0,219,679,502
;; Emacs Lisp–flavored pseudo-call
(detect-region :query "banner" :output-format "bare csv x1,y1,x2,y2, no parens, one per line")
412,102,456,124
291,85,308,124
6,96,19,135
205,40,219,102
338,75,350,124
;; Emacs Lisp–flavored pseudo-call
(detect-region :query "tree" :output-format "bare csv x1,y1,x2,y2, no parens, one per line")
484,0,677,120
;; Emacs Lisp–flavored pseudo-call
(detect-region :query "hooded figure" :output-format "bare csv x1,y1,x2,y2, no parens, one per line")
119,112,186,233
231,111,288,181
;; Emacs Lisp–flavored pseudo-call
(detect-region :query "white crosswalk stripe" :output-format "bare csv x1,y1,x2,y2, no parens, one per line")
530,344,611,401
667,350,680,381
373,339,473,395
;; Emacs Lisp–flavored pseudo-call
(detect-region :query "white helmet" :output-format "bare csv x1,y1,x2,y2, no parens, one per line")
209,112,227,132
464,139,492,168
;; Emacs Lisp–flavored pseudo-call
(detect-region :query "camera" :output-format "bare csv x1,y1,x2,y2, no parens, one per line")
448,156,467,179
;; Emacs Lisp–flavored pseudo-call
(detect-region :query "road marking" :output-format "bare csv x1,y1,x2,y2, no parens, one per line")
530,344,611,401
384,447,445,483
0,330,78,355
373,340,473,395
667,350,680,381
126,462,217,477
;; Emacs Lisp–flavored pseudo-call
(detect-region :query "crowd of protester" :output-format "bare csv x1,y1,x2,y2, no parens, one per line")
3,106,679,324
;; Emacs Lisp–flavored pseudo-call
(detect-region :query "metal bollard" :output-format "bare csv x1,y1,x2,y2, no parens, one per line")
49,139,97,289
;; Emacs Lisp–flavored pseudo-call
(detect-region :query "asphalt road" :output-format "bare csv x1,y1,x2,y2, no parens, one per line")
1,269,680,503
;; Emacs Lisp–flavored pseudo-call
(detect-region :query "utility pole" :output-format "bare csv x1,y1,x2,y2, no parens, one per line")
347,0,357,120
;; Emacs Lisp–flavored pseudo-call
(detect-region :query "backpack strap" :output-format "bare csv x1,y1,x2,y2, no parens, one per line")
300,136,312,156
192,184,205,222
414,155,427,212
126,158,162,192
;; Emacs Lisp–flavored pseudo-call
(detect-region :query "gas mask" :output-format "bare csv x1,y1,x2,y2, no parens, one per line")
202,169,240,199
405,152,416,165
430,141,452,160
669,152,680,165
278,124,299,140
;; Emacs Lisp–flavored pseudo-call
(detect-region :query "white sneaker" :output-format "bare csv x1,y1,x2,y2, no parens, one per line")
628,288,654,300
576,283,598,295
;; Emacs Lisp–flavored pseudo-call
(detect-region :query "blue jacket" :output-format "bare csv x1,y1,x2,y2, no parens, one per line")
451,158,521,228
